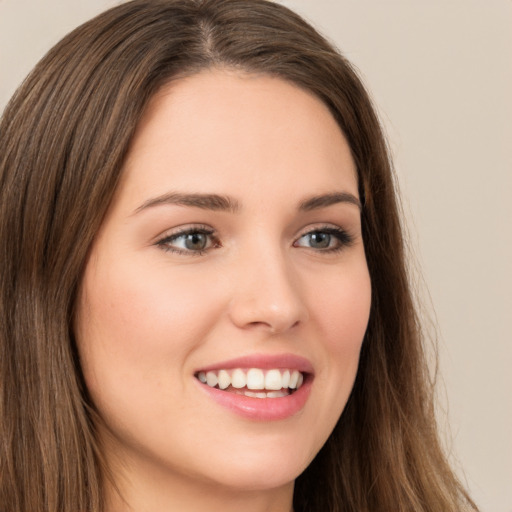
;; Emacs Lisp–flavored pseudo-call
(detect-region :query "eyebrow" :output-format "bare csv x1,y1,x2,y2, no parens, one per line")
298,192,361,211
134,192,241,214
133,190,361,215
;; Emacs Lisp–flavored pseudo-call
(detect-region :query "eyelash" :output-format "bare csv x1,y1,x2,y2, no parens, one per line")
156,225,218,256
293,226,354,253
156,225,354,256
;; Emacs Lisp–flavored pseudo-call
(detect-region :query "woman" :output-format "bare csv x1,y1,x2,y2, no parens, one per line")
0,1,479,511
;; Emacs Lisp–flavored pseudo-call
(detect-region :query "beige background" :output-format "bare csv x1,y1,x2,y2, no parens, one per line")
1,1,510,511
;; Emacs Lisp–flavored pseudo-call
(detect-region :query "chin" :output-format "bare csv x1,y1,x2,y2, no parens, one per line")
203,458,305,493
191,431,319,492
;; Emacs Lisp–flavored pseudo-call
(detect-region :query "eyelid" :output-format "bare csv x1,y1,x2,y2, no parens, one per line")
294,224,354,252
155,224,219,255
155,223,213,240
153,222,355,256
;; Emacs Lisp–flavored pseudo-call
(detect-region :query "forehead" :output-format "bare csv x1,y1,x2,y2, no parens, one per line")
117,69,358,209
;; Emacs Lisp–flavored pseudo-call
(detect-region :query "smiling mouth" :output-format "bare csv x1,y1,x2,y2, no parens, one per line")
195,368,305,398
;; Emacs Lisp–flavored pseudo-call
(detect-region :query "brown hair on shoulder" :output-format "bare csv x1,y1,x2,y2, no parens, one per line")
0,1,478,511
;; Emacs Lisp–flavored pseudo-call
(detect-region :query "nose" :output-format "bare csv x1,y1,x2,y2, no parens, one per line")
227,246,309,334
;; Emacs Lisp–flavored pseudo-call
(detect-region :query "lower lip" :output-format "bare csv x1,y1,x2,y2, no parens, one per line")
197,378,312,421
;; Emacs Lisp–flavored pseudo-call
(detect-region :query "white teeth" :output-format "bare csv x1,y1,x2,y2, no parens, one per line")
217,369,230,390
245,391,267,398
267,390,288,398
238,390,289,399
265,369,284,390
246,368,265,390
197,367,306,394
206,371,218,387
231,368,246,389
289,370,299,389
282,370,290,388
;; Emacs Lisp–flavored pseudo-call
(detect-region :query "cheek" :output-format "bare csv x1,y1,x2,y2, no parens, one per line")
307,261,371,410
312,262,371,351
74,256,223,412
79,255,217,348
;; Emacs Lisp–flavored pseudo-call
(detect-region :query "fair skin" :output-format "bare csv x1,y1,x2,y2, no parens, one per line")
75,69,371,512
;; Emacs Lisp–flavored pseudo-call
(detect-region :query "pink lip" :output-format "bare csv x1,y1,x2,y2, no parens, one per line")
195,353,314,421
195,353,314,373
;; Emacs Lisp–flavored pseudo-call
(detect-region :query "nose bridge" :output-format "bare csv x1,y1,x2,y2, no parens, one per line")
228,238,308,333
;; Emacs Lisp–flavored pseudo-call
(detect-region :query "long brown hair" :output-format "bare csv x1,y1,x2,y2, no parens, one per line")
0,1,478,510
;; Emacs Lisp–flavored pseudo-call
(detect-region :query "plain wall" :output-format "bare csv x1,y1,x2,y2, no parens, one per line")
1,1,511,511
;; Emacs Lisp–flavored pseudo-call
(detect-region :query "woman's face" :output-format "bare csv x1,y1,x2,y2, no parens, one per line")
75,70,371,498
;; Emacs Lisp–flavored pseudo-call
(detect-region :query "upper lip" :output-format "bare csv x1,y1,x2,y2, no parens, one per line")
195,353,314,374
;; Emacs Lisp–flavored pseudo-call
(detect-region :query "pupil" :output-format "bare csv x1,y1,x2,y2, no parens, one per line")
310,232,330,248
185,233,207,250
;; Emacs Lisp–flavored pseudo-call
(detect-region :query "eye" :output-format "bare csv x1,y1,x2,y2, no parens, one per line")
294,227,353,252
156,226,219,255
